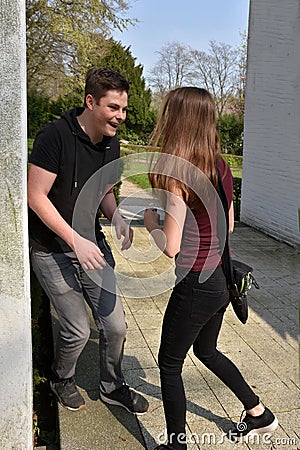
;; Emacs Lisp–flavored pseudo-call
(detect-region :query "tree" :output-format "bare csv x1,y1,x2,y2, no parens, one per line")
26,0,136,96
148,42,193,101
99,40,156,142
217,114,244,155
190,40,240,115
27,39,156,142
148,37,248,115
231,30,248,115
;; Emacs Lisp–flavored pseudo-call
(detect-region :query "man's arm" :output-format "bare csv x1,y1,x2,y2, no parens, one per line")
28,164,106,270
100,187,133,250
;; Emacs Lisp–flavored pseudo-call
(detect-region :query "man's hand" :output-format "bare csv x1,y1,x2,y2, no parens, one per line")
113,216,133,251
100,189,133,250
73,233,106,270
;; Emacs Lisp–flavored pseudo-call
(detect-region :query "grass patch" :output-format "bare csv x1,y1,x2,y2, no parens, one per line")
126,162,242,190
230,168,242,178
127,174,151,190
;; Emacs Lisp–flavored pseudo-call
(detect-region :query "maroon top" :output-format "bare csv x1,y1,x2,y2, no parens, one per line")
176,158,233,272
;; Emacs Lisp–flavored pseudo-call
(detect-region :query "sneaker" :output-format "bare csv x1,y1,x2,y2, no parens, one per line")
100,384,149,415
50,377,85,411
227,407,278,442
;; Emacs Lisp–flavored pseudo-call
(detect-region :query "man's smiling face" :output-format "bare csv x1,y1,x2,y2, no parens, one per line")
91,89,128,138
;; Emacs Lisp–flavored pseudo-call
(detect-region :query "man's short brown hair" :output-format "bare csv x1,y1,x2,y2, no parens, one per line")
84,67,129,106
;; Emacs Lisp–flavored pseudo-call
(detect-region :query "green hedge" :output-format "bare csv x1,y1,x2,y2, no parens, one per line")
113,180,122,206
223,154,243,168
31,270,58,446
217,114,244,156
233,177,242,220
121,144,243,167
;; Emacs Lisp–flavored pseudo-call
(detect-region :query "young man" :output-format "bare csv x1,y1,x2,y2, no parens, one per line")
28,67,149,414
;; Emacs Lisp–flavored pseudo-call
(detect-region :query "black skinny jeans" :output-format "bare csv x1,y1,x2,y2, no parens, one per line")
158,265,259,450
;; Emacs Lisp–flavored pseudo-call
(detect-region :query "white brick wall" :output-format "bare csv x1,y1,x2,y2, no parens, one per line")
241,0,300,246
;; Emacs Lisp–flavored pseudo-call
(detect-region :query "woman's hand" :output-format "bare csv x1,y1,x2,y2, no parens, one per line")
144,193,187,258
144,208,160,232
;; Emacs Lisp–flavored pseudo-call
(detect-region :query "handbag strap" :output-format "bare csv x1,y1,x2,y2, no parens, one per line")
217,170,235,288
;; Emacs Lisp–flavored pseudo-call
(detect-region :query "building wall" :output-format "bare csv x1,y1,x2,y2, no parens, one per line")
241,0,300,246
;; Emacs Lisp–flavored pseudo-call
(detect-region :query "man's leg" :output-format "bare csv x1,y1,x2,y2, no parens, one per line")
31,249,89,410
80,237,149,414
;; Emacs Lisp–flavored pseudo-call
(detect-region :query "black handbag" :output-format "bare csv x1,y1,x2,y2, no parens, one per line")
230,259,259,323
217,171,259,324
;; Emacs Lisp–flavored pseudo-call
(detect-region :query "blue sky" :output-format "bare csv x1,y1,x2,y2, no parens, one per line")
113,0,250,80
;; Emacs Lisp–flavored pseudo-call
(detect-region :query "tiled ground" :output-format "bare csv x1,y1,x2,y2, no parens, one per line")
56,180,299,450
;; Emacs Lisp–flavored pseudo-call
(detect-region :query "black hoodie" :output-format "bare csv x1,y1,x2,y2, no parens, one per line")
28,107,121,253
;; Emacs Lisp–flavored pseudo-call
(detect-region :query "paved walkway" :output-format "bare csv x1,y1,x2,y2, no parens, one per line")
54,179,300,450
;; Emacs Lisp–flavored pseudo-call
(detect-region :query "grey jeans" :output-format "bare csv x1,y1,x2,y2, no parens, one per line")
30,238,126,395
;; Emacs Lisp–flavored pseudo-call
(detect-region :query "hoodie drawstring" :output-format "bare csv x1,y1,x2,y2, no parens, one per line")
71,130,111,192
72,131,78,190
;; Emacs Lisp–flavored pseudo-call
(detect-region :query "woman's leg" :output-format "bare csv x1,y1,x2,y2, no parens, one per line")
158,267,230,450
158,282,191,450
194,312,279,442
193,300,259,410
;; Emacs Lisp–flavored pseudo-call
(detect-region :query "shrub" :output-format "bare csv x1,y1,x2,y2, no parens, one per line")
49,93,83,120
31,270,58,447
223,154,243,168
113,180,122,206
233,177,242,220
27,91,82,139
27,92,52,139
218,114,244,156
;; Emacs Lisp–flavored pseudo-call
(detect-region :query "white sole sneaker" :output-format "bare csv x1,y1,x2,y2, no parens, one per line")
100,389,149,415
235,416,279,443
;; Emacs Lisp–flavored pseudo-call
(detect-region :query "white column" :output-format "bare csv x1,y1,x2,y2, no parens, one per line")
0,1,33,449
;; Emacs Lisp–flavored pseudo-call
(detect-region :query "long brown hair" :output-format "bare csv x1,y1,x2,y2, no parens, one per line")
149,87,221,209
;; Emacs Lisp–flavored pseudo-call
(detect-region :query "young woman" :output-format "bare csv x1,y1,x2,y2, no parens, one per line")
144,87,278,450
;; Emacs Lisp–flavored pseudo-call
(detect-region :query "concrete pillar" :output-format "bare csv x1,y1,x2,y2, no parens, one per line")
0,1,33,449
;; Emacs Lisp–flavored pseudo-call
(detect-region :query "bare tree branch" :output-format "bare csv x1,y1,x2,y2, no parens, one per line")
148,42,193,102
